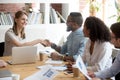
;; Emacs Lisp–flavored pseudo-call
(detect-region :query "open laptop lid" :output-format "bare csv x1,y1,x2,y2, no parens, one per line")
10,46,37,64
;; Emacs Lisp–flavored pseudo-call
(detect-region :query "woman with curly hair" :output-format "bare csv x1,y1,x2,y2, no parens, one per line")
82,16,113,72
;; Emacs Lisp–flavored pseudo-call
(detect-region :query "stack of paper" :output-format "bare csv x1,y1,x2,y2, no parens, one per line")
37,64,67,71
45,59,63,64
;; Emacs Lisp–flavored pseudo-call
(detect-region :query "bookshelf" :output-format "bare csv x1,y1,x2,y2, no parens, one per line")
0,0,80,44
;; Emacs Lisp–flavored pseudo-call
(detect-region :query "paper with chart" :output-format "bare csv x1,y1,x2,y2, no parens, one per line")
24,65,59,80
76,55,91,80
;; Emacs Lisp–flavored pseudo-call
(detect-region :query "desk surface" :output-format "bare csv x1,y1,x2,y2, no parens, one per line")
0,56,86,80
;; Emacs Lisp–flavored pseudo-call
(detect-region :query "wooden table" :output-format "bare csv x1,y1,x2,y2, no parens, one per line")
0,56,86,80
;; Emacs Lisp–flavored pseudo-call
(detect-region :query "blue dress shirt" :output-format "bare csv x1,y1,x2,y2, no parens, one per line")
60,27,86,60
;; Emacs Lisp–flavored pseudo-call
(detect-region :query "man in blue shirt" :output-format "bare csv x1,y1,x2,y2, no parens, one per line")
43,12,86,62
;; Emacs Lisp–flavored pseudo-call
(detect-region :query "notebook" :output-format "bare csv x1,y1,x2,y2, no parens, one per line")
0,69,12,78
8,46,37,65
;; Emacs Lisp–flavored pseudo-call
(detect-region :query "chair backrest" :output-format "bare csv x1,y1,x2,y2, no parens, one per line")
115,72,120,80
0,42,4,57
112,48,120,63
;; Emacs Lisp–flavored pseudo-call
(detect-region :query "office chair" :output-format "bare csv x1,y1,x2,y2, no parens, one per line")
112,48,120,80
0,42,4,57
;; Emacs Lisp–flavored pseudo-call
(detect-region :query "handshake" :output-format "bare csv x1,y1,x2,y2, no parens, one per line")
41,39,52,47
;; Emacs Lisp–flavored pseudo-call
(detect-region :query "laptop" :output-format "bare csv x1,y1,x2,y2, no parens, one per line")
8,46,37,65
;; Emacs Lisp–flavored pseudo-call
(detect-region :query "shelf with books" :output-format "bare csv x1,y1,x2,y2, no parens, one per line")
0,3,67,25
0,5,66,25
0,0,80,24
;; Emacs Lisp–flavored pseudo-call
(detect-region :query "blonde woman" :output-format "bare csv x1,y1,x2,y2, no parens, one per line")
4,11,43,56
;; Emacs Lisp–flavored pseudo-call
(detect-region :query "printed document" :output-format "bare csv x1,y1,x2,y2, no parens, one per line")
76,55,91,80
24,65,59,80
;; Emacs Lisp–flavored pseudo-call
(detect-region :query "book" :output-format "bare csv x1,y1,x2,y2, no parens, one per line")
50,7,60,23
7,12,13,25
0,69,12,78
56,11,66,23
0,12,6,25
0,15,2,25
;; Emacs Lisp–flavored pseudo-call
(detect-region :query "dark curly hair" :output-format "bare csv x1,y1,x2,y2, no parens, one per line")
84,16,111,42
110,22,120,39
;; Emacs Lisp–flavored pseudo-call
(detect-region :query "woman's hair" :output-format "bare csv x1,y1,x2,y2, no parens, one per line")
84,16,111,42
70,12,83,27
13,10,28,39
110,22,120,39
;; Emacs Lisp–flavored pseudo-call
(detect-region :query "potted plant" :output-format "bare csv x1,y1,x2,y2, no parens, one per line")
114,0,120,22
89,0,100,16
109,0,120,22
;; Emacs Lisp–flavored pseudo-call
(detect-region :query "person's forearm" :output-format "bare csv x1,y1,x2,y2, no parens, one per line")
95,68,114,79
18,39,42,46
51,43,61,53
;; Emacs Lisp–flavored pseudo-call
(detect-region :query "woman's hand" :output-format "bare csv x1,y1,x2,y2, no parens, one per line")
92,78,101,80
88,70,96,78
0,60,7,68
41,39,51,47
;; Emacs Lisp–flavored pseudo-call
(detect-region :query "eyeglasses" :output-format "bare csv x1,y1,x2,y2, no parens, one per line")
111,36,116,39
111,36,119,40
67,20,74,23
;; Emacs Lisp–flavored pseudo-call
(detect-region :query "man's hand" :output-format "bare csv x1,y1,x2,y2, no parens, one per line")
66,61,75,72
64,56,75,62
51,52,62,60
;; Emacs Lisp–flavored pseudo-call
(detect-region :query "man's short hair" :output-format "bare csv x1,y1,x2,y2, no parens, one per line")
69,12,83,26
110,22,120,38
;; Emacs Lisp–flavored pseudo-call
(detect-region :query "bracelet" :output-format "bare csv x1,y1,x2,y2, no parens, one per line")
62,55,65,60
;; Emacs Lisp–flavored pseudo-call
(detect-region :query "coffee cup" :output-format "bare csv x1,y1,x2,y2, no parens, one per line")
12,74,20,80
39,52,44,61
72,65,79,77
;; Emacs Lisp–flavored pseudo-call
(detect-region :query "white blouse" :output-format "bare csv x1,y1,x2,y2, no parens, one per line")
82,39,113,72
4,28,26,56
